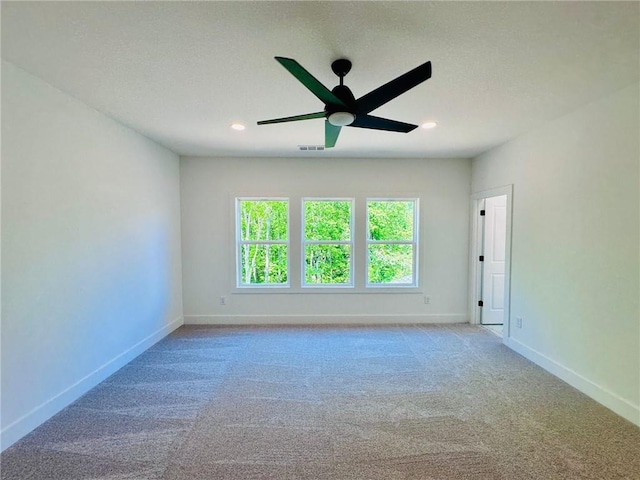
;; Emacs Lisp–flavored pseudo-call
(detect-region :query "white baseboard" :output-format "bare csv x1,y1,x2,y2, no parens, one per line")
184,314,468,325
0,316,184,452
504,336,640,426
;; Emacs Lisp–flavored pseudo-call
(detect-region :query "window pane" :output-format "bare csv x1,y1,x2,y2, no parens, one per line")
368,201,414,241
305,244,351,284
240,200,288,241
240,244,288,284
368,244,414,284
304,201,351,241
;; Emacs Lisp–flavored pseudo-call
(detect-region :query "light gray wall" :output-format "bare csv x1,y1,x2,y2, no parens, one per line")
180,156,471,323
1,61,184,449
472,82,640,425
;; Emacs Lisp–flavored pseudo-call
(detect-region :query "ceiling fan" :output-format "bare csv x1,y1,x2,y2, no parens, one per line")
257,57,432,148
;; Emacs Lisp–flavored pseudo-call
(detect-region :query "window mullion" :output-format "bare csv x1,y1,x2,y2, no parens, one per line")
304,240,352,245
240,240,288,245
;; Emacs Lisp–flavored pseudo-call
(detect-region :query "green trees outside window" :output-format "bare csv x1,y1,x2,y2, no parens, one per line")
237,199,288,285
367,200,417,285
303,200,353,285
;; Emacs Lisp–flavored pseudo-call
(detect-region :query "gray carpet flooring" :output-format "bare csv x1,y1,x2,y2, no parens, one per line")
1,324,638,479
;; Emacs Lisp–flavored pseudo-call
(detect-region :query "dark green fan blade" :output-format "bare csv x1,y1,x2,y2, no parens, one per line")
258,111,325,125
356,61,431,114
350,114,418,133
325,120,341,148
275,57,347,108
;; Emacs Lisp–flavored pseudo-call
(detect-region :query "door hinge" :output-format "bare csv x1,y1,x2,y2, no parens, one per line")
478,300,484,307
479,255,484,262
480,209,486,216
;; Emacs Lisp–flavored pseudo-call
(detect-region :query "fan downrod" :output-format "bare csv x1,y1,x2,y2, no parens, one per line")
331,59,352,84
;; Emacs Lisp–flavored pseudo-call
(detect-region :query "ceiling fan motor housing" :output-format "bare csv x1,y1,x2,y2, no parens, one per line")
326,84,357,125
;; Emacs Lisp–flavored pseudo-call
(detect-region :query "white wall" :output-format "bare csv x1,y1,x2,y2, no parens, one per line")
1,61,184,449
472,82,640,425
181,156,471,324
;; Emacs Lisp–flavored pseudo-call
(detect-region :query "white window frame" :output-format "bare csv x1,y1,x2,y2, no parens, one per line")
302,198,355,288
366,198,419,288
235,197,290,288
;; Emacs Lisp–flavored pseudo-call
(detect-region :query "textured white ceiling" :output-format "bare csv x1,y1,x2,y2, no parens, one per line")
2,1,638,158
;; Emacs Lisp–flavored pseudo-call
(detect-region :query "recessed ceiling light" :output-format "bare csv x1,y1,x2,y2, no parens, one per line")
421,121,438,129
230,123,246,131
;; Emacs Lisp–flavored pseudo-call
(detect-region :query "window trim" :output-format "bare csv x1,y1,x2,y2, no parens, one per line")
366,198,419,288
231,195,422,293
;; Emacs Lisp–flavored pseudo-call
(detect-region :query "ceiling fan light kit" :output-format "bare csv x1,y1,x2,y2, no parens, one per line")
328,111,355,126
258,56,432,148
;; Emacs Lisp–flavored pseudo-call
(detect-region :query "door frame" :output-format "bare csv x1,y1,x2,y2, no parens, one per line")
469,185,513,338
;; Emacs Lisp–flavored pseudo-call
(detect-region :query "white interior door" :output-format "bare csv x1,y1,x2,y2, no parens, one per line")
481,195,507,325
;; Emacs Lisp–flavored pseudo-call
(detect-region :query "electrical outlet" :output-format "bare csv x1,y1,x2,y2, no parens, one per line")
515,316,522,328
424,296,431,305
220,296,226,306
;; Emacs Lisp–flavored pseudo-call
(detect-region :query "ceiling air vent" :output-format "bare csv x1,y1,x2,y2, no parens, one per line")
298,145,325,151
